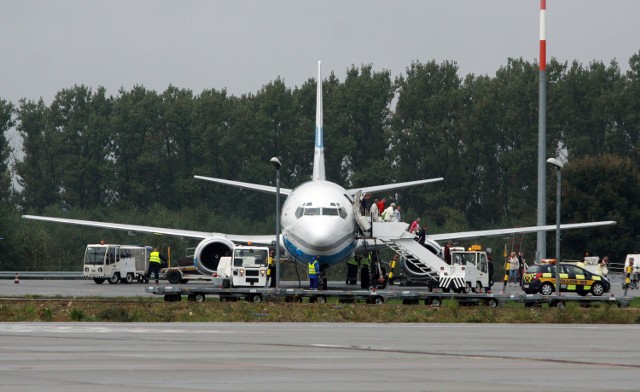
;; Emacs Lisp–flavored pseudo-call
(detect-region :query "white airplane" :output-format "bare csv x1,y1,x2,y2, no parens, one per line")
23,62,615,277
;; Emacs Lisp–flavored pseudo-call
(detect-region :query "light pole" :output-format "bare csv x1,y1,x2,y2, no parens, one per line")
547,157,563,296
270,157,282,287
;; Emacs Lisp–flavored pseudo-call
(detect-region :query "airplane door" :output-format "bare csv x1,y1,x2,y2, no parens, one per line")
352,190,371,234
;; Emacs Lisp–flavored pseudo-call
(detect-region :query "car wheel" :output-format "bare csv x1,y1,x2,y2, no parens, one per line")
93,277,105,284
591,282,605,297
474,282,483,293
194,293,206,302
431,298,442,307
540,282,554,296
124,273,134,284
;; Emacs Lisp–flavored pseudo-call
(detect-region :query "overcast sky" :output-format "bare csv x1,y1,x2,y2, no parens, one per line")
1,0,639,106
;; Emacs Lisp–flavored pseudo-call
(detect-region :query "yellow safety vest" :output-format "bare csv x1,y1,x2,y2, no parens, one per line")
308,260,318,275
149,251,162,264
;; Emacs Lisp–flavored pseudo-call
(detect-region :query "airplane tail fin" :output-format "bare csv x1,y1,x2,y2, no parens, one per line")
312,61,326,181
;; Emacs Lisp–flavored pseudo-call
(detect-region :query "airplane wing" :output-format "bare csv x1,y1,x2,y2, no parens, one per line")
22,215,277,245
427,221,617,242
348,177,443,195
194,175,293,196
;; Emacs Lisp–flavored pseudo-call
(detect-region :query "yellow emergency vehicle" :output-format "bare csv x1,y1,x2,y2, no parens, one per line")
522,263,610,296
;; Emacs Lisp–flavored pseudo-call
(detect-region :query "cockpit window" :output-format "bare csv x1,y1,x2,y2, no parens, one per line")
322,208,339,216
303,207,321,216
297,206,348,219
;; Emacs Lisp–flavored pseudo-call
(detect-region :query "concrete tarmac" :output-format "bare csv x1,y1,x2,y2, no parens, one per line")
0,322,639,391
0,278,157,298
0,274,637,298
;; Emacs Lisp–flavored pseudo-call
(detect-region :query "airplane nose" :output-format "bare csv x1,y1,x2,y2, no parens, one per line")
306,221,343,249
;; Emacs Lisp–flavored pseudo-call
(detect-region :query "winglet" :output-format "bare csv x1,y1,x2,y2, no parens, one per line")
312,61,326,181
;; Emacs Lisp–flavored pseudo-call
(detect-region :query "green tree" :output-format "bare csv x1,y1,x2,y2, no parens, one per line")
110,86,162,209
48,85,114,209
157,86,195,209
619,51,640,161
560,155,640,264
486,59,539,226
14,99,59,212
333,65,394,188
0,100,20,270
556,60,623,158
391,60,467,228
0,99,14,202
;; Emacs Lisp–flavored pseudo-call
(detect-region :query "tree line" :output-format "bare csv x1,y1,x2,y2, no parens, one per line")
1,54,639,270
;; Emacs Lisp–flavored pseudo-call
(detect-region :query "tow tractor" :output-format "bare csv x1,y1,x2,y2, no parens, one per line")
438,246,491,293
212,245,270,290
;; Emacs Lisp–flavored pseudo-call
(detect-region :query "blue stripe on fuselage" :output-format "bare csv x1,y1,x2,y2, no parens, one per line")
315,126,323,148
284,236,354,266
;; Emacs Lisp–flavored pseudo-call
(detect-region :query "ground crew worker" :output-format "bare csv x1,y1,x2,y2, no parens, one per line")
360,254,371,289
346,256,359,285
308,255,320,290
624,258,634,296
147,248,164,284
486,253,494,293
267,250,276,287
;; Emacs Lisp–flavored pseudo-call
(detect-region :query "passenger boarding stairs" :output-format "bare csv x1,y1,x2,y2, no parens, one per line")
352,190,448,284
369,221,448,282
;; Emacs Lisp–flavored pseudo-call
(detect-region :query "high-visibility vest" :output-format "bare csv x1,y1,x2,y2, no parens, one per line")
308,260,319,275
347,258,358,266
149,251,162,264
267,256,273,276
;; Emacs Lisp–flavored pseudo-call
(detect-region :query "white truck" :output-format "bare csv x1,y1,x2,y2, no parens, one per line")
438,247,490,293
211,245,270,288
83,243,151,284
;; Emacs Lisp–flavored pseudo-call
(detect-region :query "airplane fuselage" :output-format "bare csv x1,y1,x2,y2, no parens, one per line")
281,180,357,266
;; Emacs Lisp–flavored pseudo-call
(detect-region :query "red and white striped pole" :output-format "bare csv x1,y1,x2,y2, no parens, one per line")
536,0,548,263
539,0,547,71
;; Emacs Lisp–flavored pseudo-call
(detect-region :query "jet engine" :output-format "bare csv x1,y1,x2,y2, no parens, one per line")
193,237,235,276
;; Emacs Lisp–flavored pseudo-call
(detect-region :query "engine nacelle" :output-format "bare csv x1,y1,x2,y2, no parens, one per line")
193,237,235,276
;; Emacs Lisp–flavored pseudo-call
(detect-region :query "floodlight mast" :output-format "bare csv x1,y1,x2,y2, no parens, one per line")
270,157,282,286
